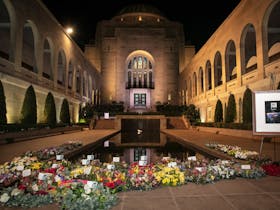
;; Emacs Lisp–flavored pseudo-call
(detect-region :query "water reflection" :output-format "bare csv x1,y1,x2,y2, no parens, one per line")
121,119,160,143
87,133,196,164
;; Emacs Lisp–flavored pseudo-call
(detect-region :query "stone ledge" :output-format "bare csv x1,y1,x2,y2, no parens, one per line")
196,126,262,140
0,126,83,144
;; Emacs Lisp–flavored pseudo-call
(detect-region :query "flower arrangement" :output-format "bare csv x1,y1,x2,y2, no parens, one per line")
127,162,159,191
0,143,270,209
154,164,185,186
205,143,259,160
262,162,280,176
55,182,118,210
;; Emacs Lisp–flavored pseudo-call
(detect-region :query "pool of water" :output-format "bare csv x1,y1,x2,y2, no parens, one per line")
74,132,214,164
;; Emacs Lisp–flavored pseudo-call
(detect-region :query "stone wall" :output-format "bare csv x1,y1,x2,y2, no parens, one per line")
179,0,280,123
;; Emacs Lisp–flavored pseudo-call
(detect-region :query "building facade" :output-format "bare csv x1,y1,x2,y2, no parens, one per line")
0,0,279,123
85,5,189,111
179,0,280,123
0,0,101,123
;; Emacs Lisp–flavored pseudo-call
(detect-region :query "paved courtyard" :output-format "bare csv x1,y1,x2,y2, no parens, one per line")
0,129,279,209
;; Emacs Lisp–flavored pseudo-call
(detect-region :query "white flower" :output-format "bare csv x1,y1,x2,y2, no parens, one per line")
11,188,22,196
81,193,91,200
32,184,39,192
84,184,91,194
0,193,10,203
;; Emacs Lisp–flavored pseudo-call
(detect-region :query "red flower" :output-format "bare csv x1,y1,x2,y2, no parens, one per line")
35,190,49,195
44,168,56,174
18,184,26,190
105,181,115,189
262,164,280,176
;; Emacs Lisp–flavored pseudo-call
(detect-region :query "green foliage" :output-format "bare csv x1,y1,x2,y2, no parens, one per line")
156,104,187,116
78,103,82,120
44,92,56,127
56,183,118,210
199,122,252,130
21,85,37,125
1,187,53,208
82,103,125,118
186,104,200,124
214,99,223,122
0,80,7,124
225,94,236,123
60,98,70,124
242,88,252,123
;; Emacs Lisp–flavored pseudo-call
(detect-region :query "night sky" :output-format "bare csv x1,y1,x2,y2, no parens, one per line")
42,0,241,51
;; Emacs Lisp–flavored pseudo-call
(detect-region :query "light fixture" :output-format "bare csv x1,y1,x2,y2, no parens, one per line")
66,27,74,35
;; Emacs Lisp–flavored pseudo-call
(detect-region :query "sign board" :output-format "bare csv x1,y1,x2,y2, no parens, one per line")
187,156,197,161
252,90,280,135
113,157,120,162
104,140,109,147
104,112,109,119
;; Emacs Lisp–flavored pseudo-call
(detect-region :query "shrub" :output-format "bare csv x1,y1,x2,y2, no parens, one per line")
44,92,56,127
60,98,70,124
242,88,252,123
0,80,7,125
186,104,200,124
225,94,236,123
155,104,187,116
214,99,223,122
21,85,37,125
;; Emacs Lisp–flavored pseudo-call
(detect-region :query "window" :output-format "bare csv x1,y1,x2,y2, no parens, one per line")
134,148,146,161
134,93,146,106
43,39,52,79
127,55,153,89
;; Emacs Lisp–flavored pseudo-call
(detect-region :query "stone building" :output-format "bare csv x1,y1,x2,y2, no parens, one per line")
85,4,191,110
179,0,280,123
0,0,101,123
0,0,279,123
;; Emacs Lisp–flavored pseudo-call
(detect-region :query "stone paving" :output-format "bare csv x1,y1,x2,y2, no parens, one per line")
0,128,280,210
0,129,118,164
162,129,280,161
112,176,280,210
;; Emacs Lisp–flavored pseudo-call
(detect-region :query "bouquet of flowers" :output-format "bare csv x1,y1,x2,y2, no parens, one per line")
154,164,185,186
127,162,158,191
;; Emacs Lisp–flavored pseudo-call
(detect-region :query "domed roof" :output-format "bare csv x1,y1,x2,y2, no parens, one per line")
117,4,165,17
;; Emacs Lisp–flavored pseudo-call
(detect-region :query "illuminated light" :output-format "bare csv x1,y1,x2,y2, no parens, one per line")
121,17,124,22
157,18,160,22
200,116,205,123
66,27,74,35
138,16,142,21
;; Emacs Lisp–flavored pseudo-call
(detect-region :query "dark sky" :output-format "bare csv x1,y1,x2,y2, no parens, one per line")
42,0,241,51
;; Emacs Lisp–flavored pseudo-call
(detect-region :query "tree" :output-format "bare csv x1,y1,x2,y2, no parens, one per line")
242,88,252,123
21,85,37,125
60,98,70,124
0,80,7,124
214,99,223,122
44,92,56,127
225,94,236,123
186,104,200,124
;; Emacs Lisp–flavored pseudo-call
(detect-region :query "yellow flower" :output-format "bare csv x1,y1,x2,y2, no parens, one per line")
31,162,42,170
155,176,161,181
70,168,84,177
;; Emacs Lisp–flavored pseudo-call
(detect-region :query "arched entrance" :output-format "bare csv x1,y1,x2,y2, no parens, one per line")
125,50,155,110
